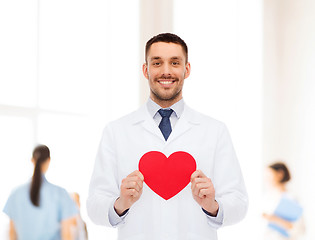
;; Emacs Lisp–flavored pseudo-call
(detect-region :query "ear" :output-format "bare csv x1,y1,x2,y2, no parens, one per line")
142,63,149,80
184,62,191,79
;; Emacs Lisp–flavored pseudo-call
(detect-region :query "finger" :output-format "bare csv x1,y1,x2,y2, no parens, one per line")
125,176,144,187
195,182,212,190
192,177,209,185
191,178,207,190
123,181,141,192
192,186,200,197
128,170,144,181
130,187,143,199
123,176,144,191
191,177,211,193
191,169,207,181
191,181,197,194
191,178,198,192
199,188,211,198
122,175,144,191
125,188,140,198
192,181,213,197
190,170,201,180
191,181,204,196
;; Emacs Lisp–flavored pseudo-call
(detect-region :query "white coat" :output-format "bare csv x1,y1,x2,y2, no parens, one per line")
87,103,248,240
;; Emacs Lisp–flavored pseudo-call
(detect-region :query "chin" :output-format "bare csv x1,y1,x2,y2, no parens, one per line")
152,89,182,102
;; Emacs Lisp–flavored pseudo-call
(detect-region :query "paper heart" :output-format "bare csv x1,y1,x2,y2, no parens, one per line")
139,151,196,200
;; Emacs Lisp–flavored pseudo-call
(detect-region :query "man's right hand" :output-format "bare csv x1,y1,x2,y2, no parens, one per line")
114,170,144,216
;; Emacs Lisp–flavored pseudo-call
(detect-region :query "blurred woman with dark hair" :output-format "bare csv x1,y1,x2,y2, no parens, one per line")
3,145,77,240
263,161,305,240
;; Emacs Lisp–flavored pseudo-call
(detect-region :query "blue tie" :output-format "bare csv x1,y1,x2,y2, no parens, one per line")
158,109,173,141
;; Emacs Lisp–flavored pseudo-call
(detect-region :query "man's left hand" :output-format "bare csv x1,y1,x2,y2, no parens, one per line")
191,170,219,216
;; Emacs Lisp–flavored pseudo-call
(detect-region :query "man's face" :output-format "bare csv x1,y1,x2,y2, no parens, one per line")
143,42,191,107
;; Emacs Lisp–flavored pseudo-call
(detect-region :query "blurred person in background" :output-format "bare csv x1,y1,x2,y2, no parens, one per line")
70,192,88,240
3,144,78,240
262,162,305,240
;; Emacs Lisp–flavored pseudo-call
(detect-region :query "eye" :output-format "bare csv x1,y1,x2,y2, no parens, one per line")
153,62,161,66
171,61,180,66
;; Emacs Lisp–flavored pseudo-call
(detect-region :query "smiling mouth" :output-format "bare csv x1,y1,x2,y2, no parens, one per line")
158,79,176,85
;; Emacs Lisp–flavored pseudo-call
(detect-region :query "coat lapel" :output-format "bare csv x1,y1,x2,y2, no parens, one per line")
131,105,165,141
166,105,200,144
130,104,201,144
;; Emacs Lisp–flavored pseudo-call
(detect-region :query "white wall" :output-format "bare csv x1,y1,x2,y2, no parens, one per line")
264,0,315,238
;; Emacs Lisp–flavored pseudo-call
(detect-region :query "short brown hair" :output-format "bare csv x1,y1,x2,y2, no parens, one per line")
269,162,291,183
145,33,188,63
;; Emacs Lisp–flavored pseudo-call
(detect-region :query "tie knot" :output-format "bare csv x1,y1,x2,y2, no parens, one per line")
158,109,173,118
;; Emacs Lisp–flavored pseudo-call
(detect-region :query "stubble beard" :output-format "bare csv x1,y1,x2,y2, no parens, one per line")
151,88,182,103
150,78,183,105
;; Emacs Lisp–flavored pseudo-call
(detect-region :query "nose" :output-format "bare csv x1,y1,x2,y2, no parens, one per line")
161,64,172,77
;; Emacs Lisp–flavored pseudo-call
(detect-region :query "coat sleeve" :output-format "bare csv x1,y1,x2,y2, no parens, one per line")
213,123,249,227
86,124,121,227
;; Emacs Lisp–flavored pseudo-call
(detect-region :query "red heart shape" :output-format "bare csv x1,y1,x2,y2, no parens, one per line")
139,151,196,200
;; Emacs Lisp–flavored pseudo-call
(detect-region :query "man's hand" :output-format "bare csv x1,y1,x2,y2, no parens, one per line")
191,170,219,216
114,170,144,216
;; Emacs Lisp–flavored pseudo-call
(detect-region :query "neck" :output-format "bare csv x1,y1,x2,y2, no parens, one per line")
150,96,182,109
275,183,286,192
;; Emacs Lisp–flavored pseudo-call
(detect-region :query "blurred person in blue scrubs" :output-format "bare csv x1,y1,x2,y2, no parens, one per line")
3,145,78,240
262,162,305,240
70,192,88,240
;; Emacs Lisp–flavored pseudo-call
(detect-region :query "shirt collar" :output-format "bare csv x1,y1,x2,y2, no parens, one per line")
42,174,48,183
146,98,185,119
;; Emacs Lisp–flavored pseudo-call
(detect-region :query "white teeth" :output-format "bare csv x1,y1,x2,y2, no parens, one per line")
160,81,173,85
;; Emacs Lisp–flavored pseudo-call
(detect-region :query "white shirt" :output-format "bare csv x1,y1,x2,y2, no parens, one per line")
148,97,183,128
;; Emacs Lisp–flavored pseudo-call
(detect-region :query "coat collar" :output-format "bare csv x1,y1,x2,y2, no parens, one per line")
146,98,184,120
130,103,201,143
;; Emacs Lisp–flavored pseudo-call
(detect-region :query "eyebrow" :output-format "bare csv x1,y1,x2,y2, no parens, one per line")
150,56,161,60
150,56,183,61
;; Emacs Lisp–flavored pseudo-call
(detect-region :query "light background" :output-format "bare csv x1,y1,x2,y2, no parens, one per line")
0,0,314,239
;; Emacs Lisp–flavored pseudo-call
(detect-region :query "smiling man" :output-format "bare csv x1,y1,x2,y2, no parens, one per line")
87,33,248,240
